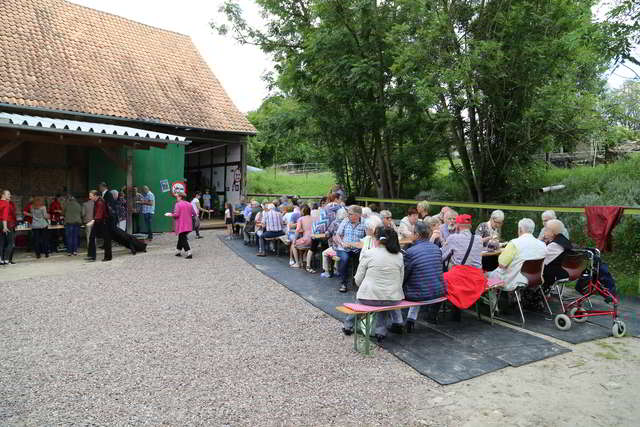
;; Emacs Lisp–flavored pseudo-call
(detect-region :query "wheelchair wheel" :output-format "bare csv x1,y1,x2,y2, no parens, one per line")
569,307,588,323
554,314,571,331
612,320,626,338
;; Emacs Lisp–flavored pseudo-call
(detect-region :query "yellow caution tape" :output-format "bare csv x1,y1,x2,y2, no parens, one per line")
356,197,640,215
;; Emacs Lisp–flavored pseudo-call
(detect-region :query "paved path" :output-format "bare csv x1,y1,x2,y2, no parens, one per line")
0,230,452,425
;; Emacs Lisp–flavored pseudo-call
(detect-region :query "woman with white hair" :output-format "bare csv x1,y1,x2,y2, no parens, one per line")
538,210,570,240
320,208,347,278
359,215,383,259
476,210,504,247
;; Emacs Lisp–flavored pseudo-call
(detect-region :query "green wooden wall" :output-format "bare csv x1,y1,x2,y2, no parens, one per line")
88,143,185,232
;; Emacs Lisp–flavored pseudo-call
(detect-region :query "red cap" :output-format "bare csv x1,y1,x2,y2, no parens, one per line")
456,214,472,225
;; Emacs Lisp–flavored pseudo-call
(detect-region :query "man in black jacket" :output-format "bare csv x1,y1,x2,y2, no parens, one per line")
542,219,573,290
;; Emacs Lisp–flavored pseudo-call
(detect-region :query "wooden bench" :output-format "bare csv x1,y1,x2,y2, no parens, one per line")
336,278,505,355
337,296,448,355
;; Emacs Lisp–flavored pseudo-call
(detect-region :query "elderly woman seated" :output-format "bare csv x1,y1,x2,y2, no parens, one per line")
542,219,573,289
416,201,430,220
342,227,405,342
398,207,419,240
358,215,383,258
380,210,397,231
476,209,504,248
538,210,570,241
438,209,458,242
291,205,314,271
424,216,443,247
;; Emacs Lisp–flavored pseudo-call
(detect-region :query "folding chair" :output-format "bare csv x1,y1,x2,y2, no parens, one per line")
493,258,545,327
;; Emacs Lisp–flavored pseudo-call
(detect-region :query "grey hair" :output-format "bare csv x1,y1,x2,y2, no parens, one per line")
518,218,535,234
380,210,392,218
541,210,557,220
491,210,505,221
361,207,372,218
111,189,118,199
336,208,347,220
348,205,362,215
415,221,429,239
365,215,382,231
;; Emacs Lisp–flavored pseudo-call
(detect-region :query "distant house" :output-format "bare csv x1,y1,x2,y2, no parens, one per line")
0,0,255,231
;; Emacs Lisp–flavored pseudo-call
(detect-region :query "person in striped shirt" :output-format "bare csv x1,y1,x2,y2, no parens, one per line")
257,204,284,256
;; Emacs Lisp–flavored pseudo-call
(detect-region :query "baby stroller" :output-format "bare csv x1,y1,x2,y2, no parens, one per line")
554,248,626,337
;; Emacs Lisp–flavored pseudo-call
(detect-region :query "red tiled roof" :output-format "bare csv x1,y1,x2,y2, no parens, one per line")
0,0,256,133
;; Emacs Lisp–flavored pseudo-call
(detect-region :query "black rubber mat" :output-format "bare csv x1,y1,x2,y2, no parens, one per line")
222,237,570,384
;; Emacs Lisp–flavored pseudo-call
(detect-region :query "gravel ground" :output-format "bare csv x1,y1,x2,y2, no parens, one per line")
0,230,454,426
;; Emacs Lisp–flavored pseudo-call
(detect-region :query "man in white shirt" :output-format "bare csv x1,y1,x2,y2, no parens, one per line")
191,192,203,239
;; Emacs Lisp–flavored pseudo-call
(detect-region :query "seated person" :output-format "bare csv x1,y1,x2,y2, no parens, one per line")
424,216,443,247
542,219,572,289
402,221,446,330
242,201,262,245
256,204,284,256
342,226,405,342
398,207,419,240
538,210,570,241
441,214,487,318
487,218,546,291
438,209,458,242
334,205,367,293
359,215,383,259
441,214,484,270
379,210,397,232
476,210,504,248
291,205,314,270
417,201,430,220
320,208,347,278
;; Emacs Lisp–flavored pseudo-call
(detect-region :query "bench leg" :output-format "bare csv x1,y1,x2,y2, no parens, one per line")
354,313,375,356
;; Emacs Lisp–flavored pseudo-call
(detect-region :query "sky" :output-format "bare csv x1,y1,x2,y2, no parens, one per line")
69,0,637,114
69,0,272,113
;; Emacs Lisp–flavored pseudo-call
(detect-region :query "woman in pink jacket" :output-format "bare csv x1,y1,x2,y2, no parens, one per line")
165,192,194,259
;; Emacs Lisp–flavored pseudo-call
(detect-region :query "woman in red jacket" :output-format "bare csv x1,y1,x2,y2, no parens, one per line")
0,189,18,264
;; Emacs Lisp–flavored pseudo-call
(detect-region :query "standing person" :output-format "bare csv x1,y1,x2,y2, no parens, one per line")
139,185,155,240
63,194,82,256
116,191,127,231
0,190,17,265
31,197,50,259
130,186,142,234
22,196,33,225
82,196,95,247
202,189,212,218
86,190,112,262
165,192,194,258
224,202,234,239
191,191,203,239
48,194,63,252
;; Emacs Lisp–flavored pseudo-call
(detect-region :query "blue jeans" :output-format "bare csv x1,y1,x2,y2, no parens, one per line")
258,230,284,252
337,249,360,286
64,224,80,254
143,213,153,239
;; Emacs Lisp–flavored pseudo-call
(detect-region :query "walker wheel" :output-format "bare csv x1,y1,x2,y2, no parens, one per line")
569,307,588,323
554,314,572,331
612,321,626,338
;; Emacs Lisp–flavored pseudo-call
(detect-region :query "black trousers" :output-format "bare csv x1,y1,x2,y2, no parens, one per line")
88,220,112,260
177,232,190,251
0,230,15,261
32,228,49,256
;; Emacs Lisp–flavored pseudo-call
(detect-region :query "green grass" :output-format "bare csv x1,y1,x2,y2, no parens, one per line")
247,168,336,197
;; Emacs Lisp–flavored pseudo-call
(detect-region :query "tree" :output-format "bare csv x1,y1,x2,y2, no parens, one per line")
389,0,613,202
246,95,322,167
214,0,438,198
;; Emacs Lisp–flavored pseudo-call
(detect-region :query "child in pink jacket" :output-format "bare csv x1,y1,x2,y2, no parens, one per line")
165,192,194,258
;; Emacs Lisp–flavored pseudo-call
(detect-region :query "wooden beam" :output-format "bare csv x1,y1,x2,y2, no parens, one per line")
100,147,127,171
0,140,23,160
0,128,160,150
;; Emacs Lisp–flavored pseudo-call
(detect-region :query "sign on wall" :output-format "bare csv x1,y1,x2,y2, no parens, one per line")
160,179,170,193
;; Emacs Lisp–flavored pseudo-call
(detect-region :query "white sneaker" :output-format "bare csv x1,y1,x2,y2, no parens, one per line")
289,259,295,266
320,272,331,278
